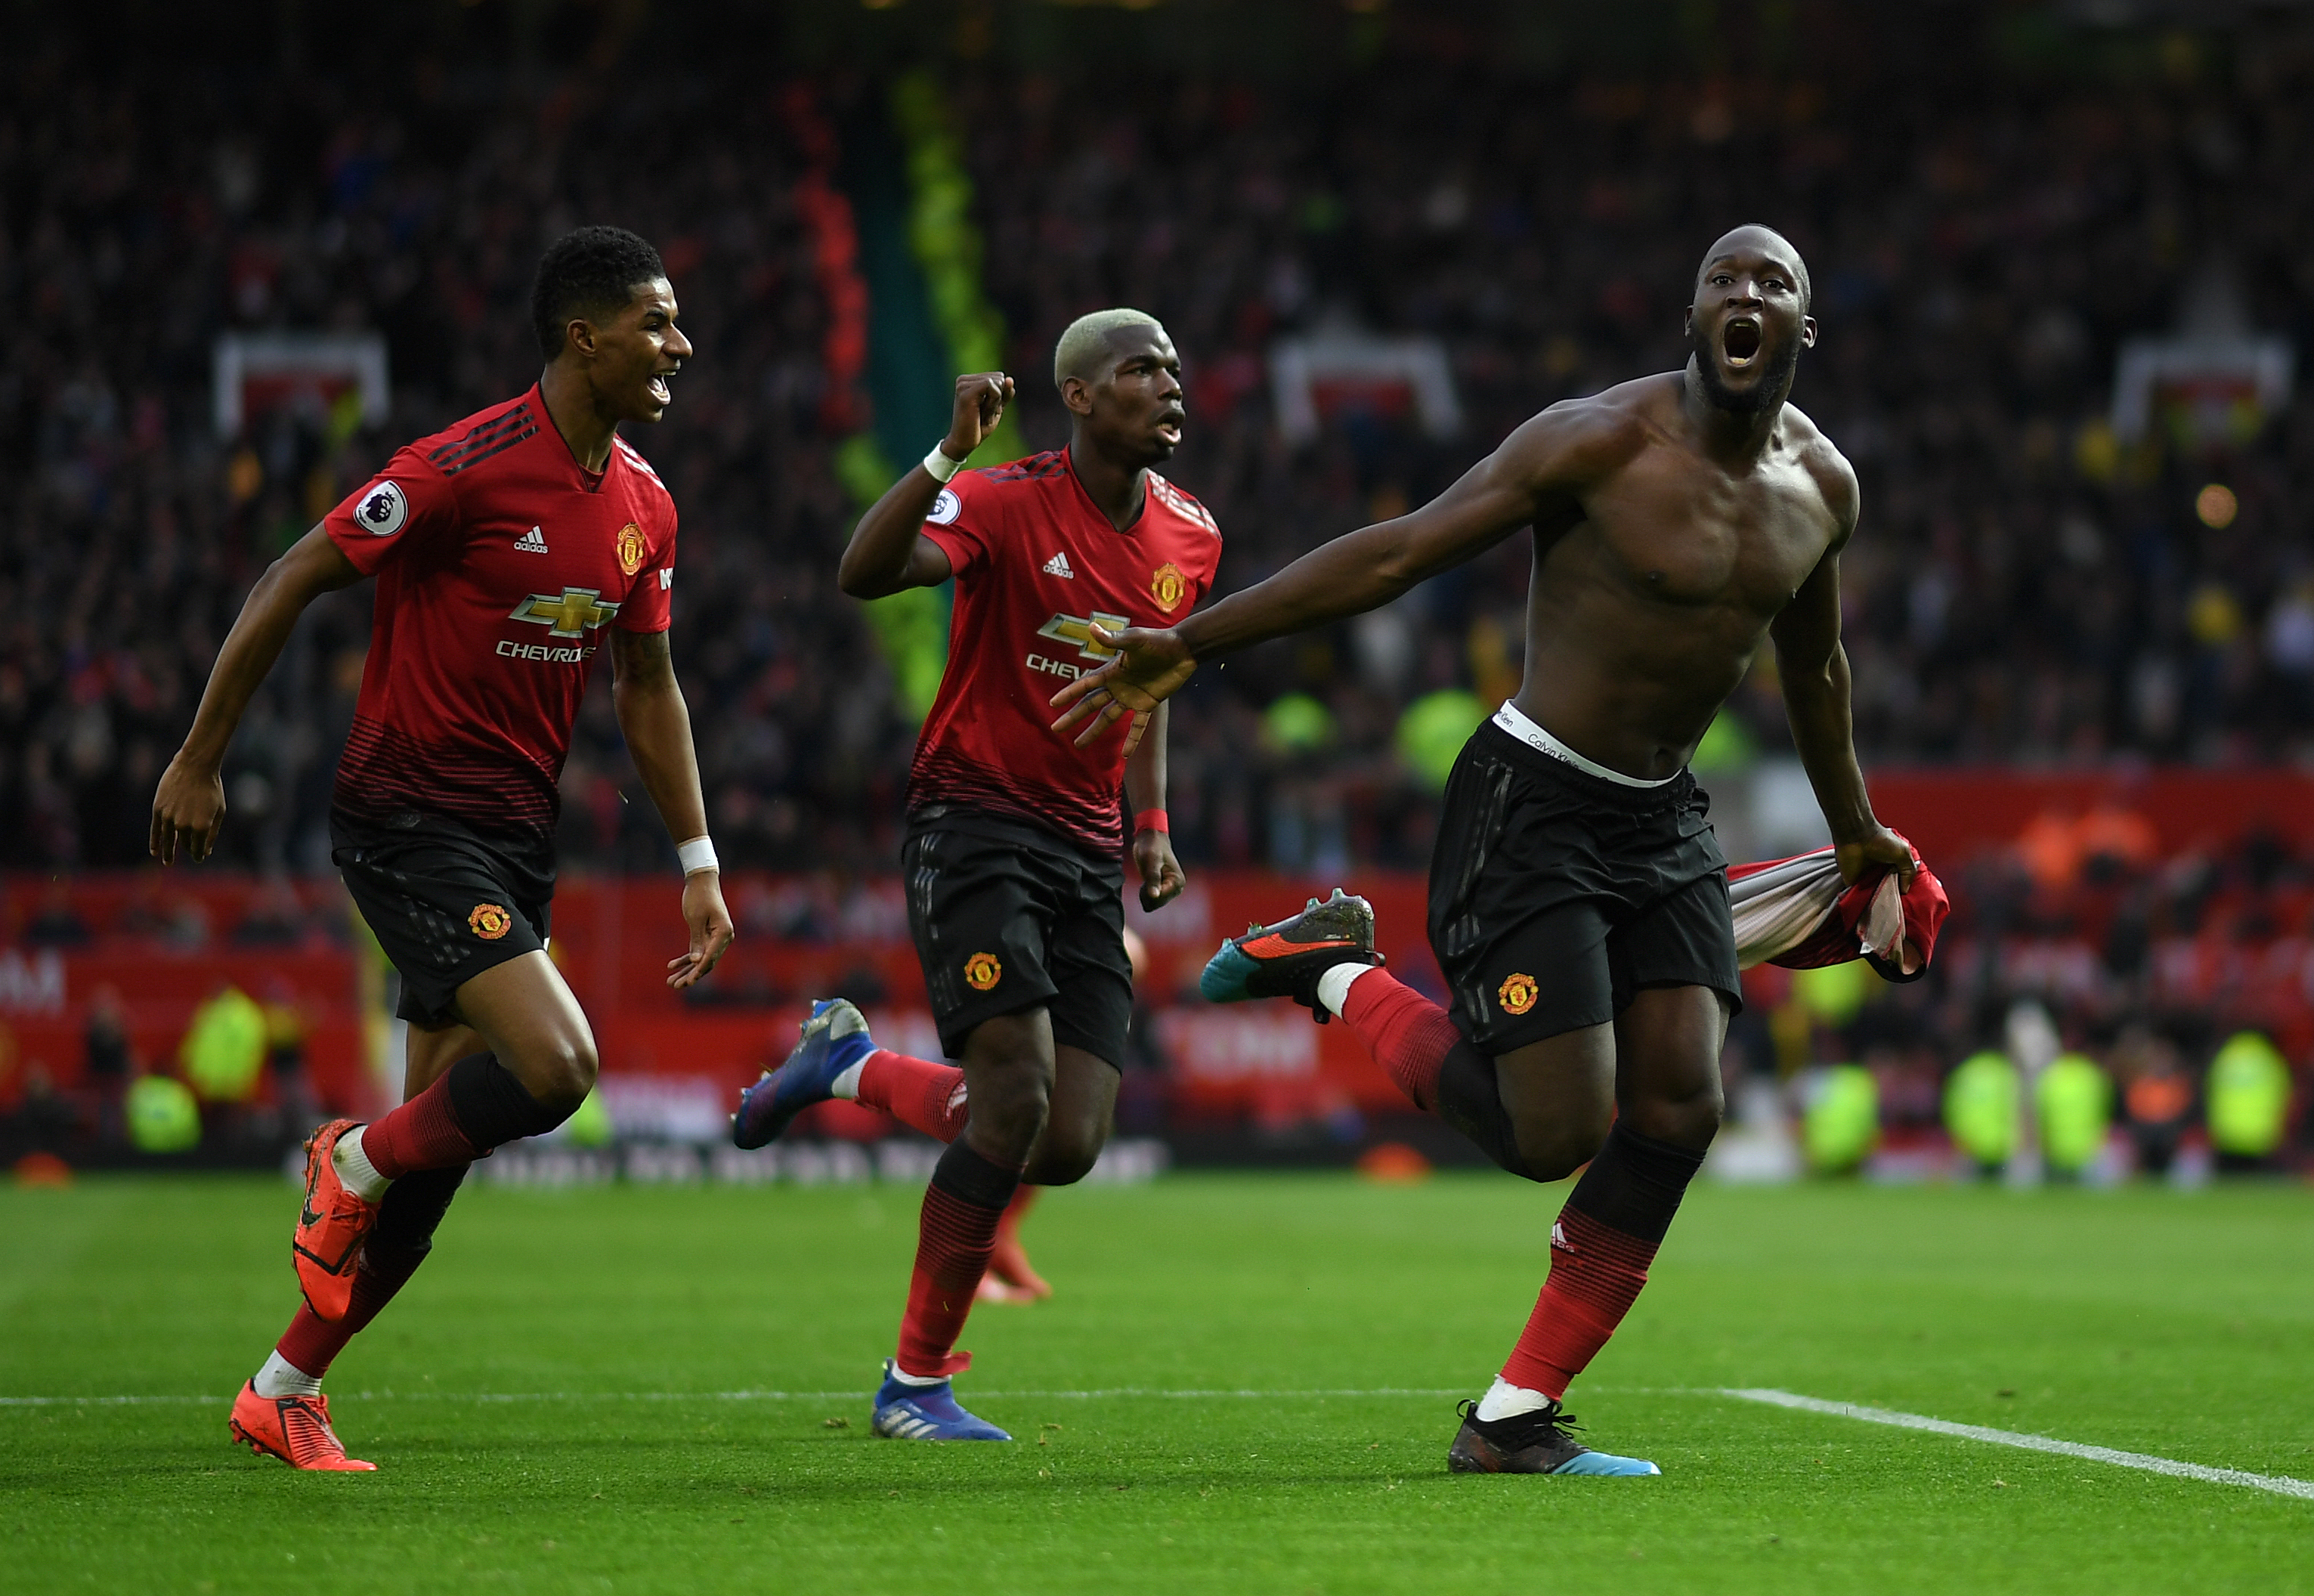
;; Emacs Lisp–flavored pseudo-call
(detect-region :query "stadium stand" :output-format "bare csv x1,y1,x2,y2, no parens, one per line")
0,4,2309,1165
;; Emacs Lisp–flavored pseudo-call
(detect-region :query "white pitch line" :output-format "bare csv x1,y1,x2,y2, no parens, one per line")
1722,1387,2314,1502
0,1387,1465,1409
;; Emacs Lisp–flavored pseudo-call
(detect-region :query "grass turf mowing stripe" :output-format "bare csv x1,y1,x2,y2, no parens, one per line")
1,1386,1468,1406
1722,1387,2314,1502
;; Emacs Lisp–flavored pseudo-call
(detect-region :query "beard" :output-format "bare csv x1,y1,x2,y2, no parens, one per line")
1691,323,1802,414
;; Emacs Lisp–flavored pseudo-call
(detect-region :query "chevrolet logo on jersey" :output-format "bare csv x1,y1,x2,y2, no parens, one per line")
509,587,621,638
1036,611,1132,661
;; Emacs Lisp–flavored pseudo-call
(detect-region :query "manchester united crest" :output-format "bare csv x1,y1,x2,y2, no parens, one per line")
964,951,1003,992
1497,972,1539,1015
1150,562,1186,613
616,523,646,577
469,903,512,941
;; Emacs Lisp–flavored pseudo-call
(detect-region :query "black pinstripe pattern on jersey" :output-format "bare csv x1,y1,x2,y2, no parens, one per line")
438,427,537,477
428,407,532,467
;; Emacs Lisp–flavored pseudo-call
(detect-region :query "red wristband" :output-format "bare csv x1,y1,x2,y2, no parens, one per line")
1134,808,1170,835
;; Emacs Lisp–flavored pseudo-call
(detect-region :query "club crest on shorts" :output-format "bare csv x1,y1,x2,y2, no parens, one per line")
1150,561,1186,612
469,903,512,941
1498,972,1539,1015
964,951,1003,991
354,479,408,537
616,522,645,576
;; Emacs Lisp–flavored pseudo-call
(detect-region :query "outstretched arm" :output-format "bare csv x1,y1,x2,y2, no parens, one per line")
1770,526,1913,889
837,373,1013,598
1050,403,1609,749
612,627,735,988
151,526,363,863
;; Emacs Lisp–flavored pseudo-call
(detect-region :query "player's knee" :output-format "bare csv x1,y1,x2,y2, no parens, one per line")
1625,1080,1724,1152
521,1032,599,1115
967,1057,1051,1151
1508,1107,1613,1184
1023,1130,1103,1186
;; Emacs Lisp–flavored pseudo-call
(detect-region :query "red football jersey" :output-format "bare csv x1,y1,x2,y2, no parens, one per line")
912,449,1222,852
323,385,676,840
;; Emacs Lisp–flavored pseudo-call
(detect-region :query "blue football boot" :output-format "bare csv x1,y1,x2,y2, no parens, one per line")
1446,1399,1660,1477
1199,888,1382,1023
731,998,875,1149
870,1359,1011,1442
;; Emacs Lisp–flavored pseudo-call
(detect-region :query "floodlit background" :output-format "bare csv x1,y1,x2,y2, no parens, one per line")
2,0,2311,1185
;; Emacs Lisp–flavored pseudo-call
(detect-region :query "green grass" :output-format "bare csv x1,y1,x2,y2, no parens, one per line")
4,1171,2312,1595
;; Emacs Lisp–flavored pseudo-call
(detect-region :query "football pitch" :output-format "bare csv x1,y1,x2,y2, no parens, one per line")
5,1171,2310,1595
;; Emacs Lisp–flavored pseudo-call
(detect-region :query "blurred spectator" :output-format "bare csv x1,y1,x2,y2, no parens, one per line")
1944,1047,2021,1177
2037,1051,2112,1180
82,983,135,1146
7,12,2314,885
2206,1029,2291,1173
2115,1024,2196,1176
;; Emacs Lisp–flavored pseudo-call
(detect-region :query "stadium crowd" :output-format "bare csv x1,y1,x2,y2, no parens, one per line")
2,11,2312,1156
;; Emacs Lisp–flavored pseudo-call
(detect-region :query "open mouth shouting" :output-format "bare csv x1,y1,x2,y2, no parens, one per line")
1154,407,1184,445
1722,317,1762,369
648,368,678,407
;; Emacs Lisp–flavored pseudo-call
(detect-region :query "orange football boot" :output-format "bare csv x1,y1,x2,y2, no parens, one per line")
229,1381,376,1471
292,1118,379,1321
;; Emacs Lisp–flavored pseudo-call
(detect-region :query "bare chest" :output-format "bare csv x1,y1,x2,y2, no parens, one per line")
1567,450,1835,615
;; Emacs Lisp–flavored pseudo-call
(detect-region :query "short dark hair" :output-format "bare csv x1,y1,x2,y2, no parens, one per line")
531,226,666,361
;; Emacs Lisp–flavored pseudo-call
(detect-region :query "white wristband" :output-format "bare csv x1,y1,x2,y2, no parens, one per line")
676,836,719,877
922,443,966,482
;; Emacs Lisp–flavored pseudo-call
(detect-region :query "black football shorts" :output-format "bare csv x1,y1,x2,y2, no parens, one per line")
1427,719,1741,1053
331,807,555,1027
902,809,1134,1066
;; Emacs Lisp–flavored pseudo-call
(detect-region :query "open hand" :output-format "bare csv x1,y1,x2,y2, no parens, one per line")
1134,829,1186,912
1049,624,1196,752
666,871,736,989
1834,827,1916,893
150,752,226,865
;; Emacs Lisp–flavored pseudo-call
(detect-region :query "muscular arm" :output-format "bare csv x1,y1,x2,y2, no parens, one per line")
837,372,1012,598
150,526,363,863
1768,480,1913,886
837,472,956,598
612,627,735,987
1053,399,1629,747
1174,416,1572,658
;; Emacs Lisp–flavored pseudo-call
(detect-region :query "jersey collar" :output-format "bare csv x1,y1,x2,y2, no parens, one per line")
1061,447,1147,535
532,382,615,493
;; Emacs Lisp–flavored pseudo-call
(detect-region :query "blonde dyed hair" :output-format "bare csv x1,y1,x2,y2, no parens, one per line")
1053,308,1165,391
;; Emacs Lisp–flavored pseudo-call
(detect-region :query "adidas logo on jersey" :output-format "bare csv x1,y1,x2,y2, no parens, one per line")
1042,552,1075,579
512,526,549,554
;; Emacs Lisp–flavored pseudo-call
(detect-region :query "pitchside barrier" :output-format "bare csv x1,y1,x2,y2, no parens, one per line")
6,769,2314,1136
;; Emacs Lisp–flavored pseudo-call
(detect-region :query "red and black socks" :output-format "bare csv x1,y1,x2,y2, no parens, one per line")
856,1049,970,1143
1334,970,1463,1111
363,1053,571,1178
265,1161,472,1390
1496,1124,1706,1403
893,1140,1022,1381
